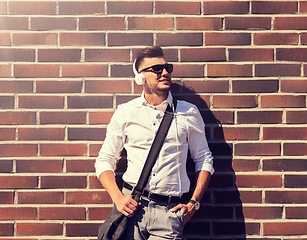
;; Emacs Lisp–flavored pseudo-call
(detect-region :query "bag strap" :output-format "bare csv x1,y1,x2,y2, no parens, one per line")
132,98,177,200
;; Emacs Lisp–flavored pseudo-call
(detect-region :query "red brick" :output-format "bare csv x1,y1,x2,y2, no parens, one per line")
0,192,14,204
17,223,62,236
176,17,222,30
67,96,113,109
286,110,307,124
88,207,112,220
39,207,85,220
171,64,204,78
66,191,112,204
40,143,86,156
19,96,64,109
233,80,278,93
59,1,105,14
31,17,75,31
62,64,107,77
275,17,307,30
13,33,57,45
213,95,257,108
180,48,226,62
128,17,173,30
68,127,106,141
41,176,86,189
263,159,307,172
232,159,260,172
38,49,81,62
89,143,103,157
0,223,14,236
281,79,307,93
286,207,307,219
277,48,307,62
236,175,281,188
263,127,307,140
284,143,307,156
203,1,249,14
0,96,14,109
0,64,10,77
60,33,105,46
0,17,28,30
235,143,281,156
215,127,259,141
0,207,37,220
0,160,13,173
265,190,307,204
85,80,131,93
181,80,228,93
85,49,129,62
89,111,114,125
18,191,64,204
254,33,298,45
0,2,6,14
66,223,100,237
14,64,59,78
36,80,82,93
66,159,95,173
301,1,307,13
0,176,37,189
305,64,307,76
207,64,252,77
79,17,125,30
156,33,203,46
285,175,307,188
255,64,300,77
16,160,63,173
0,144,37,157
0,49,34,62
240,206,282,219
302,33,307,44
107,1,152,14
40,111,86,125
261,95,306,108
225,17,271,30
108,33,153,46
252,1,297,14
89,176,104,189
18,127,64,140
205,32,251,46
111,64,133,77
0,33,10,45
263,222,307,235
156,1,200,14
0,112,36,125
229,48,274,62
0,80,33,93
9,1,56,14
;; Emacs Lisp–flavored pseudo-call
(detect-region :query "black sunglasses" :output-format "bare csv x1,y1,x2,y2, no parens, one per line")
140,64,173,74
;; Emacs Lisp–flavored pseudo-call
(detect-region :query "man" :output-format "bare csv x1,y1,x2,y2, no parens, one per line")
95,45,214,239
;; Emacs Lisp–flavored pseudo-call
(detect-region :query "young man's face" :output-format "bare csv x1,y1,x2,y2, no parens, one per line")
138,57,172,93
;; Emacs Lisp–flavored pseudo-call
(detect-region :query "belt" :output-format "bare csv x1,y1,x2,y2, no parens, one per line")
123,182,189,204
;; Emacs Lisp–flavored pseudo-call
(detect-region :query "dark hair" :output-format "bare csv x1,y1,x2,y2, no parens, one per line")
135,45,164,72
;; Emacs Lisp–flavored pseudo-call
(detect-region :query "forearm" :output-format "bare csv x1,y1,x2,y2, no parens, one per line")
99,170,124,204
190,170,211,202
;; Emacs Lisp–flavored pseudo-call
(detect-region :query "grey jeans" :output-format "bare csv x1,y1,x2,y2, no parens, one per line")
122,187,184,240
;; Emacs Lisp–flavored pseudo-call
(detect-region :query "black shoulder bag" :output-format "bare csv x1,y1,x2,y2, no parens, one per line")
97,100,176,240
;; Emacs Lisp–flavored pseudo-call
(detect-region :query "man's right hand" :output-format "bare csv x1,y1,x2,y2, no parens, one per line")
114,195,140,217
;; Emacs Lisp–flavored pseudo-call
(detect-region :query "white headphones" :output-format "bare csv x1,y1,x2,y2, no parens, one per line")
133,59,146,85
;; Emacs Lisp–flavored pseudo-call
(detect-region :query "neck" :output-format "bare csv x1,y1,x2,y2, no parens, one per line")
144,91,168,106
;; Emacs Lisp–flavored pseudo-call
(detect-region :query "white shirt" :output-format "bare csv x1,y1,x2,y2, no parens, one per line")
95,92,214,197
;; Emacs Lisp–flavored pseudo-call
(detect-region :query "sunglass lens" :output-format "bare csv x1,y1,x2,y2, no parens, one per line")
165,64,173,73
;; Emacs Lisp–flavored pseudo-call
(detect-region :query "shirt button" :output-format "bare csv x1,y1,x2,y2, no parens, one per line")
153,123,156,125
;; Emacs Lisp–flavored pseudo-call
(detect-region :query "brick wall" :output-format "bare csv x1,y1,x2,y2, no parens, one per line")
0,0,307,239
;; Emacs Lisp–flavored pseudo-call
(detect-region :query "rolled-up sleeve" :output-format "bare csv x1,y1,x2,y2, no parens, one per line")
95,107,125,178
187,107,215,175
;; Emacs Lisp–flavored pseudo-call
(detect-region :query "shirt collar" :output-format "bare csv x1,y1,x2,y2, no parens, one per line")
140,91,173,110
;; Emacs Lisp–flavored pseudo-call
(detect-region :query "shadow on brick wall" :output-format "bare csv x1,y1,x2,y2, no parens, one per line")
115,82,246,239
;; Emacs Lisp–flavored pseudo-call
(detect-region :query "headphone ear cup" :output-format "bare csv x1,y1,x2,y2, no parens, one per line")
135,73,145,85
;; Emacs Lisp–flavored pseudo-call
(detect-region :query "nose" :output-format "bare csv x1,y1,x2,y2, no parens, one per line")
162,67,169,76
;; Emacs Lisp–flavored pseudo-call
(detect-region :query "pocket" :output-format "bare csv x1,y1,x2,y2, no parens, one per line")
174,209,184,224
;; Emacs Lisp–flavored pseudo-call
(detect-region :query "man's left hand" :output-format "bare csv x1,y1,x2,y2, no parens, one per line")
169,202,196,225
